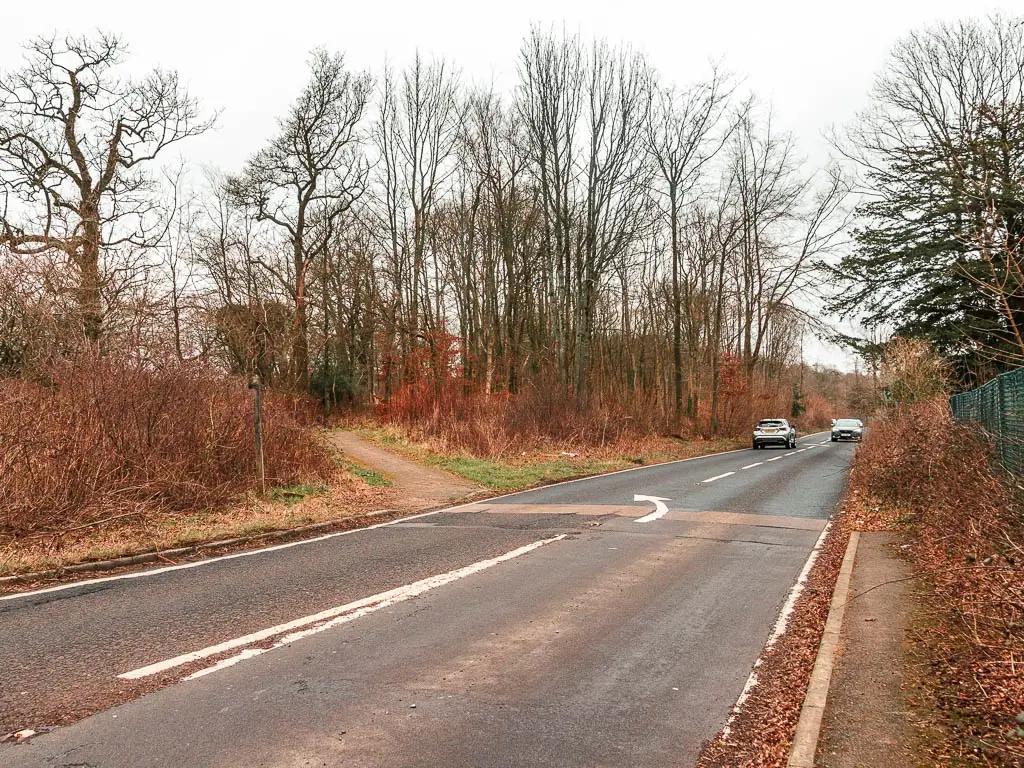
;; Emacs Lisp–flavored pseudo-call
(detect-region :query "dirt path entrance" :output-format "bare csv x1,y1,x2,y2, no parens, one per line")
328,431,481,511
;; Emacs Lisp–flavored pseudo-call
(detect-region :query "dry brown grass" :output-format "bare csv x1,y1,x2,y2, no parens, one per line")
851,399,1024,767
0,355,333,539
0,465,393,577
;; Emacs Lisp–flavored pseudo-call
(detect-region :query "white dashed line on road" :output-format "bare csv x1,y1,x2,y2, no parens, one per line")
702,472,736,483
766,456,783,462
741,463,763,470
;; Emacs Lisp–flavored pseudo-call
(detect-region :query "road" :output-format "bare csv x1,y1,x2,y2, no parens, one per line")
0,434,853,767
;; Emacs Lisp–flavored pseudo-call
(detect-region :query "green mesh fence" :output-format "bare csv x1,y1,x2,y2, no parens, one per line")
950,369,1024,476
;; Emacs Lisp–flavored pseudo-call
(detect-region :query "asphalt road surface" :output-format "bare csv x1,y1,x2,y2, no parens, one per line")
0,433,854,768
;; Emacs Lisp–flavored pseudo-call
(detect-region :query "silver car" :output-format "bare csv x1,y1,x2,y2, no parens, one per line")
753,418,796,449
831,418,864,442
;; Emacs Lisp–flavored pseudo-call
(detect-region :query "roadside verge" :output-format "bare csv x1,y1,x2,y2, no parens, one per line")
786,531,860,767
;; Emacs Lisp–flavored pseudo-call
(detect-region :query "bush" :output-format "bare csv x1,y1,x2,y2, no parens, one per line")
880,337,949,404
0,355,332,536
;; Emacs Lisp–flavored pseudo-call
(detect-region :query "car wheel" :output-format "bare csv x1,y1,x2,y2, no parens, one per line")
752,441,758,449
831,437,838,442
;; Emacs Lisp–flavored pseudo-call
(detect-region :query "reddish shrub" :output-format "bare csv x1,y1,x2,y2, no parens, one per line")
0,355,332,536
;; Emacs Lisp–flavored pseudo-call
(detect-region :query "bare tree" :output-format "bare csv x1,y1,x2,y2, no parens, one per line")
230,49,371,389
518,30,654,401
374,54,463,377
646,67,734,423
731,106,846,396
518,28,584,386
0,33,212,344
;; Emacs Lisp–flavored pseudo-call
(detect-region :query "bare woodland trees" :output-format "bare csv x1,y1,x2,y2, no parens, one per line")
374,55,463,387
0,29,850,434
0,34,211,345
646,69,733,421
229,50,371,388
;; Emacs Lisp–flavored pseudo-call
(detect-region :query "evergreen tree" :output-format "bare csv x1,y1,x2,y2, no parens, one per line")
832,16,1024,383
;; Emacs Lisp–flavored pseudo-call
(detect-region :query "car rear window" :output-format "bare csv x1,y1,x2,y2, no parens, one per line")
759,420,785,428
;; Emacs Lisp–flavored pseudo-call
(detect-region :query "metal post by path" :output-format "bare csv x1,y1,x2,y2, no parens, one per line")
249,375,265,496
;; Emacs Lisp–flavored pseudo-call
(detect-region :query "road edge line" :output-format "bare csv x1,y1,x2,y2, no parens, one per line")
720,519,833,741
785,530,861,768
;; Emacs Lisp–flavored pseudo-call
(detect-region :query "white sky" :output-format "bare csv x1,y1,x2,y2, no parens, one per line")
1,0,1016,370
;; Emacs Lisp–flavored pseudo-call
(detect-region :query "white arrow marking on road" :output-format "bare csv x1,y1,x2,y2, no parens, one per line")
634,495,672,523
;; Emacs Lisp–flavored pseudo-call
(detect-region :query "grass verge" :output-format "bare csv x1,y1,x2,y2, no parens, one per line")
350,422,744,491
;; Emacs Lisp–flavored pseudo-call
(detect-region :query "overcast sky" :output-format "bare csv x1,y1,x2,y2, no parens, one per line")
1,0,1015,369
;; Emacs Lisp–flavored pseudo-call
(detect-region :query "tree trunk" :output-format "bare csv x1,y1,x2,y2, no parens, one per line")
293,240,309,389
79,200,103,344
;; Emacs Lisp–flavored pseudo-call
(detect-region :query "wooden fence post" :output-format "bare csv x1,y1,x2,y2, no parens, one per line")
249,375,265,496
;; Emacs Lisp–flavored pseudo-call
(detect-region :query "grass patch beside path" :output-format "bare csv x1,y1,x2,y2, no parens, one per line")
436,456,625,490
351,423,743,492
337,460,392,487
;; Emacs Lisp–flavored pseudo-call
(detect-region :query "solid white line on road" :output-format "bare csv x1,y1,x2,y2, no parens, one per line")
741,463,763,470
766,456,783,462
722,520,834,738
702,472,735,483
120,534,566,681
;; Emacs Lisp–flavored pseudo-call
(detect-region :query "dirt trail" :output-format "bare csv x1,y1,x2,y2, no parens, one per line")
328,431,481,511
816,532,919,768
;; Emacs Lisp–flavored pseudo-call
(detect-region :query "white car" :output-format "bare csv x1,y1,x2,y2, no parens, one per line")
753,418,797,449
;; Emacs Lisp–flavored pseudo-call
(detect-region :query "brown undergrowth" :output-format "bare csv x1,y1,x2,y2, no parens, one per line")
854,399,1024,767
375,355,833,459
0,356,336,561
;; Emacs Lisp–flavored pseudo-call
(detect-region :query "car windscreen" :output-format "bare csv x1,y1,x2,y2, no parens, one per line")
835,419,861,427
